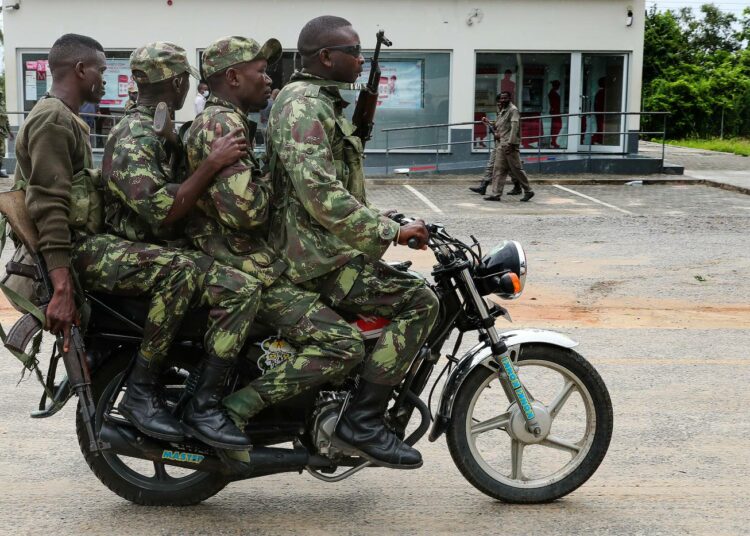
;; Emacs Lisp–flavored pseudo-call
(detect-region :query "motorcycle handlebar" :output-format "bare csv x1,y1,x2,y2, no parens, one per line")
390,213,432,249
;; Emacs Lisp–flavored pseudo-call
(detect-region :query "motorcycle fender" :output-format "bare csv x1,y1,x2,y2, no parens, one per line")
428,329,578,442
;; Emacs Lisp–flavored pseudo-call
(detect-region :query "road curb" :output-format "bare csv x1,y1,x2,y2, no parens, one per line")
365,176,750,195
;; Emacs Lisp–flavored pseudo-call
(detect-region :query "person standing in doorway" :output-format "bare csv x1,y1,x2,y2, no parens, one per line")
483,91,534,202
500,69,515,100
548,80,562,149
593,77,606,145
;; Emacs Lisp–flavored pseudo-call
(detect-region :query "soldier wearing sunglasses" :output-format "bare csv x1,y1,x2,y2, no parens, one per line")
266,16,439,470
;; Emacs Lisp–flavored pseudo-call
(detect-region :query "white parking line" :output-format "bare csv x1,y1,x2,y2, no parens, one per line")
553,184,635,215
403,185,444,214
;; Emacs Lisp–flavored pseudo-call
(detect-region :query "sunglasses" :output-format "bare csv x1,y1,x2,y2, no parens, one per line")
320,44,362,57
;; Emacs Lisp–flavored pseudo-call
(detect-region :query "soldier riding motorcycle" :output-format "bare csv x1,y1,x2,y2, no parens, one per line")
0,191,613,505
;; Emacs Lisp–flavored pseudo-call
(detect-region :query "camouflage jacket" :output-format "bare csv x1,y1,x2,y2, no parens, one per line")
266,72,399,284
185,95,286,287
101,104,183,244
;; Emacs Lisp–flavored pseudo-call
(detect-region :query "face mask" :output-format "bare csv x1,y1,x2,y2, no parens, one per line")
201,90,209,98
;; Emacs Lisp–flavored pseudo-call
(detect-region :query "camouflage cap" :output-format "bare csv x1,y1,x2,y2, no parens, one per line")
201,36,282,79
130,41,200,84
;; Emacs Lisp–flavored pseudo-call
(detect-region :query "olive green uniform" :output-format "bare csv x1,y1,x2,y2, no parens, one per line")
101,103,261,362
186,37,366,423
267,72,439,386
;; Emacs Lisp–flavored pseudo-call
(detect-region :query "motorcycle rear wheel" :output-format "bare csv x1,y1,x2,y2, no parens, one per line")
447,343,612,503
75,350,229,506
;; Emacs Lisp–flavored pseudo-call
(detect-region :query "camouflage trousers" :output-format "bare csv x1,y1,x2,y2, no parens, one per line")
72,234,261,363
302,258,440,386
222,275,365,424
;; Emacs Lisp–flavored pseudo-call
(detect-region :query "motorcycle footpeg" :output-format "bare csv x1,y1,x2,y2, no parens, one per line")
330,437,422,470
117,408,186,443
182,424,253,452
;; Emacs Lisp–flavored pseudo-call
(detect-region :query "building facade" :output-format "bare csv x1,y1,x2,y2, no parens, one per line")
2,0,645,170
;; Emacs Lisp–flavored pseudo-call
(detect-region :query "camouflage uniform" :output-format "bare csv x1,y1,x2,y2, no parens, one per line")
267,72,439,386
187,37,365,422
11,94,194,366
101,100,260,363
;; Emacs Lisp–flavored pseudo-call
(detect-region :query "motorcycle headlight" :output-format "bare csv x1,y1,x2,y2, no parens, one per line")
473,240,527,299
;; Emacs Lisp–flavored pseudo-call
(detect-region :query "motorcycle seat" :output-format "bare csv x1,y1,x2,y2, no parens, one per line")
86,292,274,341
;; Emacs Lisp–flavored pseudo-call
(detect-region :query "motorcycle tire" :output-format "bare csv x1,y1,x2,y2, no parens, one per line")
75,349,229,506
446,343,612,503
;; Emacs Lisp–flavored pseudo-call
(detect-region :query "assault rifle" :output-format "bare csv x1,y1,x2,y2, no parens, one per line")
351,30,392,149
0,190,104,453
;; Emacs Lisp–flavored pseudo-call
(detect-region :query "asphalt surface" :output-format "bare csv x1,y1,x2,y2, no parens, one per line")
1,172,749,534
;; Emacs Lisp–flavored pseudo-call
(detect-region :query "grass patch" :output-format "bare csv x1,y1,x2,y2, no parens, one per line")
658,138,750,157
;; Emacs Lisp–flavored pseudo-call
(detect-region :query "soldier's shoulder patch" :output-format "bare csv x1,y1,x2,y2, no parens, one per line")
128,116,151,139
304,85,321,98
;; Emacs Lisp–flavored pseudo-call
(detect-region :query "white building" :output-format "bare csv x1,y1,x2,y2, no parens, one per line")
2,0,645,168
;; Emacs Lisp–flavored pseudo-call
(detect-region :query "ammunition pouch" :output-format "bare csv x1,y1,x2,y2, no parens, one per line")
70,167,104,235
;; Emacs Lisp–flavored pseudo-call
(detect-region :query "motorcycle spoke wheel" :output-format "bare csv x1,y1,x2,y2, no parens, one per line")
447,344,612,503
99,375,207,491
466,360,595,486
77,355,228,506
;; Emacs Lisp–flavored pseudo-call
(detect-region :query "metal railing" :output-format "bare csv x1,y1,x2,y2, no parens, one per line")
381,111,670,174
3,110,189,149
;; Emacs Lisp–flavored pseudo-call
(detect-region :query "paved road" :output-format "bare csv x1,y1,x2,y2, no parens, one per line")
1,182,749,535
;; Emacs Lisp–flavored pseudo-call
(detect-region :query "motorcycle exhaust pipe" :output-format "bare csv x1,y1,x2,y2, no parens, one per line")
99,420,229,473
99,421,321,477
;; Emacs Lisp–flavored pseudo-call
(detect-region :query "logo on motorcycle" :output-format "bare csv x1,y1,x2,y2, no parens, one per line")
162,450,205,464
500,356,535,420
257,337,296,373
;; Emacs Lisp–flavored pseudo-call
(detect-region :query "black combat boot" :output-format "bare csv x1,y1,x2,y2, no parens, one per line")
181,356,252,450
469,181,488,195
334,380,423,469
507,186,523,195
118,354,185,442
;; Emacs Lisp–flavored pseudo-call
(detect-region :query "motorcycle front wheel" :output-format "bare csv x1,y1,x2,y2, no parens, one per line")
75,349,229,506
447,343,612,503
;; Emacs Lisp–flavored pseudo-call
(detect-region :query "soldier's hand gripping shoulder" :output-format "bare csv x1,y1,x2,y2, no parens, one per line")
206,124,248,170
163,124,246,225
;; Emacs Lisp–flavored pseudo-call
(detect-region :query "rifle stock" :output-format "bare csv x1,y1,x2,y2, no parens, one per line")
351,30,392,148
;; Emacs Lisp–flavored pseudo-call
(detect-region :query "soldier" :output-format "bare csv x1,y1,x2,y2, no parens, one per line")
266,16,439,469
184,36,365,458
482,91,534,202
123,79,138,112
0,92,13,178
101,42,264,450
12,35,187,444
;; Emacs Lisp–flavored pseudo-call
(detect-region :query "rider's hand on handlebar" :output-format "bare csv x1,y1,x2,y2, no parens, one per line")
398,219,429,250
206,125,247,170
46,267,80,353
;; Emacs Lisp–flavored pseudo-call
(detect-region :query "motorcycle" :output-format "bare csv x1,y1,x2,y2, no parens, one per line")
1,192,612,506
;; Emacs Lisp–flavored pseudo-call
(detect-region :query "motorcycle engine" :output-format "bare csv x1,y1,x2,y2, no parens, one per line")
311,391,348,459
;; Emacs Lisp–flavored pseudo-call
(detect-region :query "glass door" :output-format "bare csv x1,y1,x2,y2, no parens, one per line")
580,54,627,153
